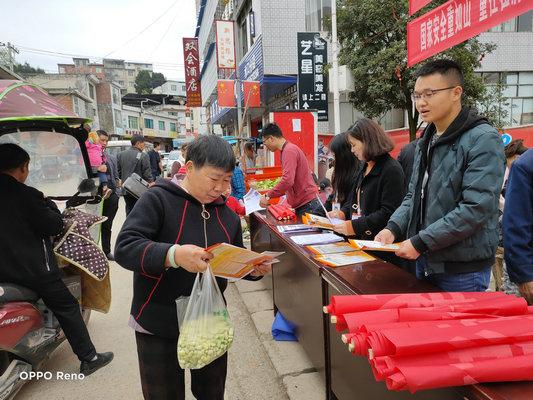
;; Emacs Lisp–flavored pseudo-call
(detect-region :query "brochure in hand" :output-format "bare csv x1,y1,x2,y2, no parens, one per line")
206,243,284,279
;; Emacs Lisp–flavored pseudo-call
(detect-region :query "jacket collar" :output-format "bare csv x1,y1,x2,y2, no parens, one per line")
364,153,391,178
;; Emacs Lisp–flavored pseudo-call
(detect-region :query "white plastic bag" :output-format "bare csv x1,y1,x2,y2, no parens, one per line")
177,265,234,369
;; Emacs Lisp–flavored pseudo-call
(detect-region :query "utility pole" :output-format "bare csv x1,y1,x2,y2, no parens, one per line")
331,0,341,135
0,42,19,71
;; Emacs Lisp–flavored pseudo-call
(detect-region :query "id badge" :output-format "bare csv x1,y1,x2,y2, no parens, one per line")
332,202,341,212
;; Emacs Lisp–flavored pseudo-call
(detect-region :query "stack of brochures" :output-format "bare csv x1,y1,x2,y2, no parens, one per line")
302,213,344,230
289,232,343,246
277,224,320,234
306,242,375,267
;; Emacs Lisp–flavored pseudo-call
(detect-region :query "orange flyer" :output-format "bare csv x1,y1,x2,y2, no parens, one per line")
206,243,283,279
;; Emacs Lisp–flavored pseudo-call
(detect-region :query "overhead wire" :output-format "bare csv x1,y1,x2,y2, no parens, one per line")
103,0,181,58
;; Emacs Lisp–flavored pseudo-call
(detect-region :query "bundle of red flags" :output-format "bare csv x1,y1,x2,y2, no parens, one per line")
268,204,296,221
324,292,533,393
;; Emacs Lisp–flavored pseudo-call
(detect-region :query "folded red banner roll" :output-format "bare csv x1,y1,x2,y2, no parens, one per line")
325,292,506,316
371,340,533,383
386,353,533,393
327,292,507,332
367,314,533,358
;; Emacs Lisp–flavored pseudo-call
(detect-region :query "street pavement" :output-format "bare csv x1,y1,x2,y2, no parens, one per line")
17,199,290,400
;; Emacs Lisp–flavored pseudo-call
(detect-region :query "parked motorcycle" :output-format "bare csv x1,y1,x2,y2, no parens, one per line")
0,80,109,399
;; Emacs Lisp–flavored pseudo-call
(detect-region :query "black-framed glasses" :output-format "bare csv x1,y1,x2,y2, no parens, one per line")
411,86,456,102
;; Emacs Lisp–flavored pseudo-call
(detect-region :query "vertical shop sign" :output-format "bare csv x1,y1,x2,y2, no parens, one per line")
297,32,328,121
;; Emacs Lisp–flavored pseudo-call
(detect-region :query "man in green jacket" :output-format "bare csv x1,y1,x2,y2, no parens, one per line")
376,59,505,292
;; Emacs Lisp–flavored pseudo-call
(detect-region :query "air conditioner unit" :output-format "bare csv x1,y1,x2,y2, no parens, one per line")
328,65,355,93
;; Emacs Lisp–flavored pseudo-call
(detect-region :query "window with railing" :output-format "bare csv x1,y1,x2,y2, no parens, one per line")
144,118,154,129
481,71,533,126
305,0,332,32
128,116,139,129
488,11,533,32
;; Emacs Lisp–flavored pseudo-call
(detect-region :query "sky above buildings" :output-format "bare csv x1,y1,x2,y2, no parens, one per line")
2,0,196,80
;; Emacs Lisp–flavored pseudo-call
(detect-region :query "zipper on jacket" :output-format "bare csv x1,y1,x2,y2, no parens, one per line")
201,204,210,248
42,239,51,271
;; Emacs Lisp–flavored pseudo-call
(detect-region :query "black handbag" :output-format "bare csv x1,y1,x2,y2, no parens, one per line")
123,172,149,199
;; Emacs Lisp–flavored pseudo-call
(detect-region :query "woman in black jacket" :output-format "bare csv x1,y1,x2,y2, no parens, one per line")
324,132,362,215
333,118,405,264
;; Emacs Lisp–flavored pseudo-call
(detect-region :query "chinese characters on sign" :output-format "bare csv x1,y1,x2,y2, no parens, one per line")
182,37,202,107
407,0,531,66
216,20,236,70
297,32,328,121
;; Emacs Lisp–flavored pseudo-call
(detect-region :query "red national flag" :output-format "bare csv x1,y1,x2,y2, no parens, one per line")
407,0,532,67
217,79,236,108
410,0,432,15
243,81,261,108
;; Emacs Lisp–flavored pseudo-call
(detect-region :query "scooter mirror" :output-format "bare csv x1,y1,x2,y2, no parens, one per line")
78,178,97,194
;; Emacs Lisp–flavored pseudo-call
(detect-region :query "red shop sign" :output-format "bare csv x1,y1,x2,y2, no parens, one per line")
407,0,532,66
182,37,202,107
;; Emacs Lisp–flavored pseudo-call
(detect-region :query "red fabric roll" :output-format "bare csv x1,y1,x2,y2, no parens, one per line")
330,292,508,332
385,353,533,393
326,292,506,318
371,340,533,383
367,314,533,358
398,296,528,320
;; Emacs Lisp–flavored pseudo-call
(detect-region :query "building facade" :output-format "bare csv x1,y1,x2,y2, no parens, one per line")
28,73,101,128
197,1,532,140
153,80,187,97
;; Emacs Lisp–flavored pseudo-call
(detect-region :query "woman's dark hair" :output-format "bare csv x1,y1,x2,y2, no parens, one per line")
0,143,30,172
504,139,528,159
186,135,236,172
329,132,359,204
347,118,394,161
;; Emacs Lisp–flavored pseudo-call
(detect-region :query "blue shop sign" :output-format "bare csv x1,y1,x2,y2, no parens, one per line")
238,36,264,83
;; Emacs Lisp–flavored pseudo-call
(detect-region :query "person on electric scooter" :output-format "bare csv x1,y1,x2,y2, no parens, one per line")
0,143,113,376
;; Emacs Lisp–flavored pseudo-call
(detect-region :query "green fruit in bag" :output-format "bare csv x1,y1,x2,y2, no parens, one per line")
177,313,234,369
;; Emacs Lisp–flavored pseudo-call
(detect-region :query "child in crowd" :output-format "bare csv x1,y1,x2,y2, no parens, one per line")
86,131,111,198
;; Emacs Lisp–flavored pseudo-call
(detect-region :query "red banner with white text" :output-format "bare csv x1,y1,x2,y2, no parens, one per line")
183,37,202,107
410,0,433,15
407,0,532,66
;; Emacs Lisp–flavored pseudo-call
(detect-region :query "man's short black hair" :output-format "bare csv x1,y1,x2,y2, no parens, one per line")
187,135,236,172
153,141,160,147
131,135,145,146
415,59,464,88
262,123,283,139
0,143,30,172
97,129,109,138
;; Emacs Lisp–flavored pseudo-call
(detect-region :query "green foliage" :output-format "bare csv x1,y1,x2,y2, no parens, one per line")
135,70,153,94
135,70,167,94
151,72,166,89
476,78,510,131
336,0,502,141
13,62,45,77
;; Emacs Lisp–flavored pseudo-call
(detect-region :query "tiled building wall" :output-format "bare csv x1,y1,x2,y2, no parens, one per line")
478,32,533,72
261,0,306,76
